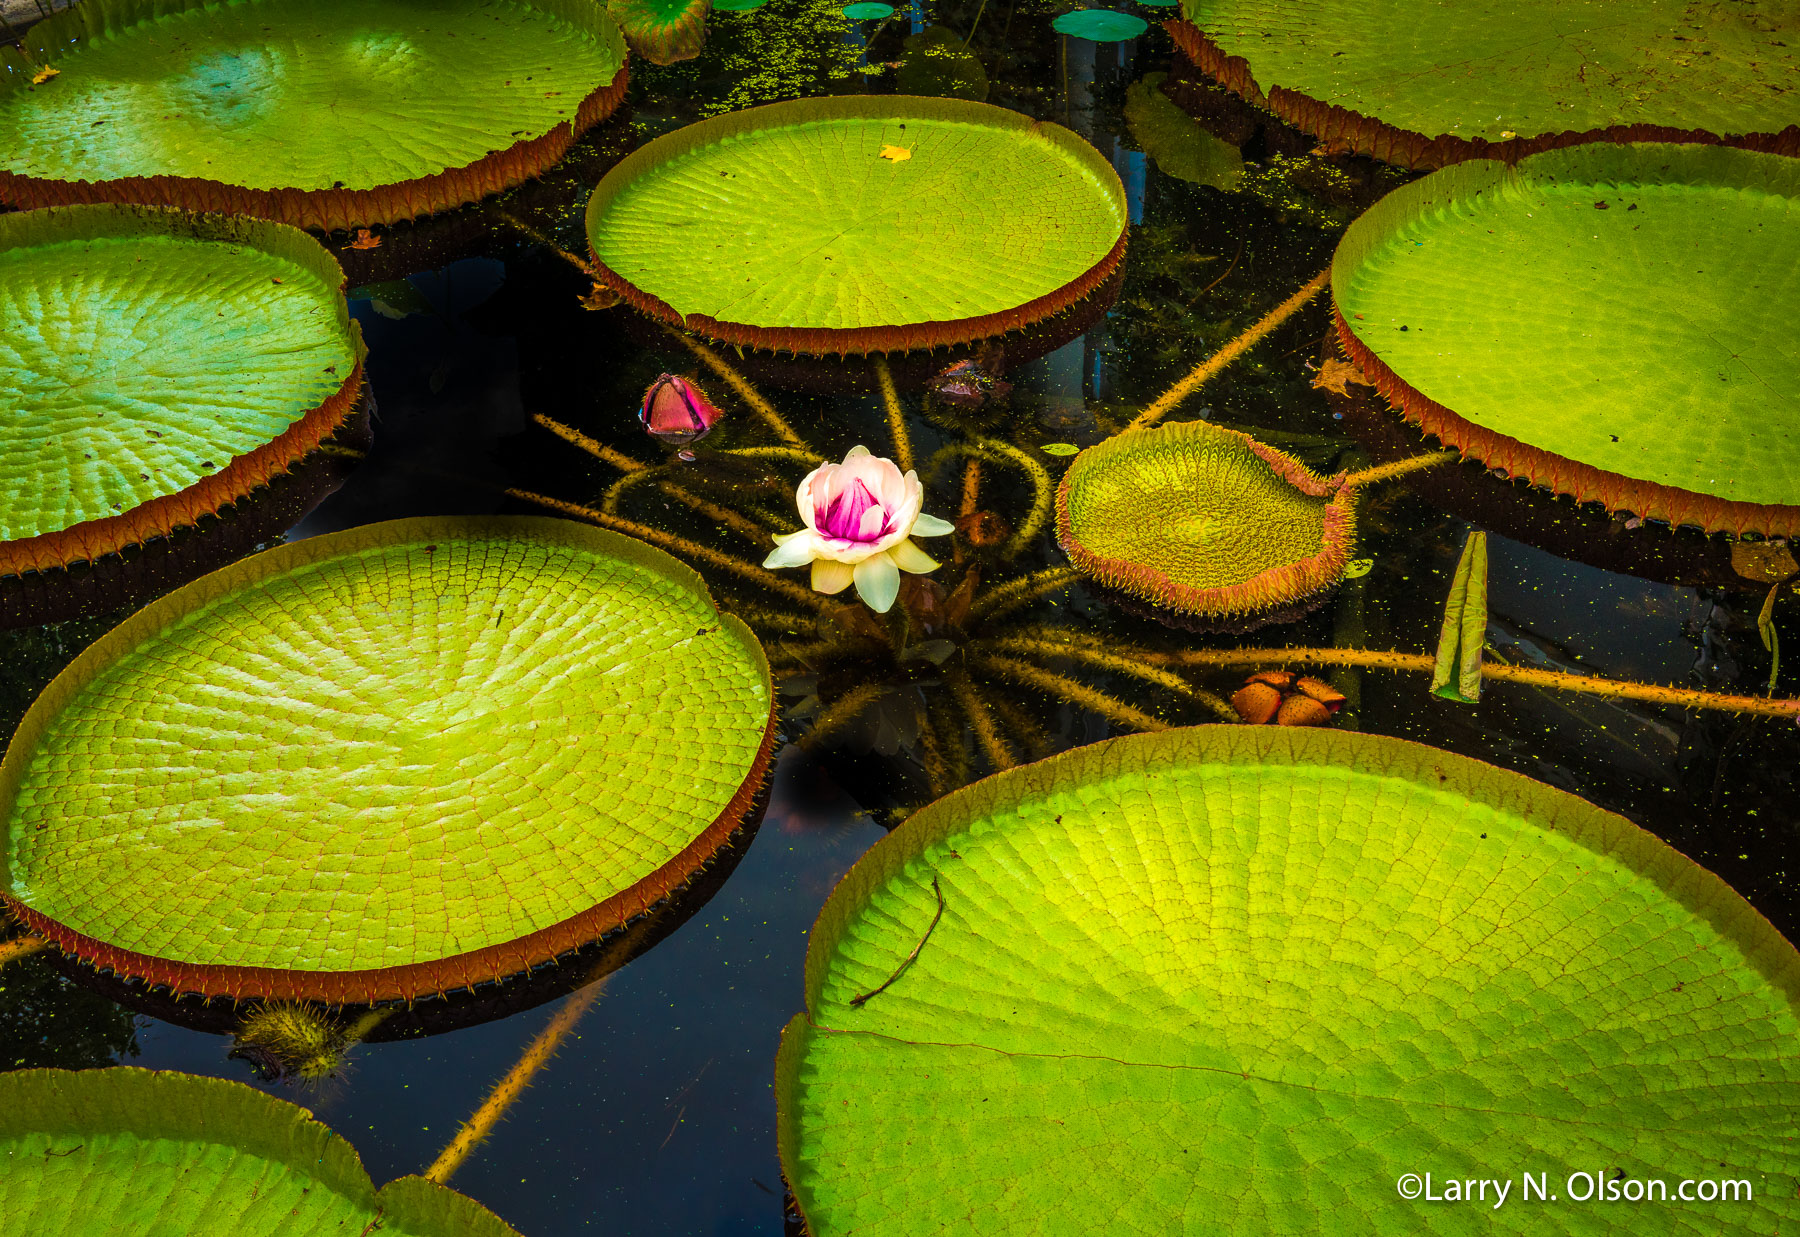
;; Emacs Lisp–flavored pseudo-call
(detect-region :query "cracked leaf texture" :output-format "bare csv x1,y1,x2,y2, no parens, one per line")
587,97,1126,330
0,208,355,543
0,1068,518,1236
0,516,771,977
1063,424,1330,589
779,728,1800,1235
0,0,623,192
1182,0,1800,144
1334,143,1800,509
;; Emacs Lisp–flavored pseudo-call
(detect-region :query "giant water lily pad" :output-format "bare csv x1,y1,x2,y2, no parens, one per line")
0,516,775,1002
1334,142,1800,536
0,0,629,231
0,1068,519,1235
1171,0,1800,168
1056,420,1354,618
586,96,1128,355
610,0,709,64
778,726,1800,1235
0,204,363,581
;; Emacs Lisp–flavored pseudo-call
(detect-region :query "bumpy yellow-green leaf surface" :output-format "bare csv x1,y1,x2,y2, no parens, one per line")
779,728,1800,1235
0,516,771,976
0,211,354,542
587,96,1126,330
0,0,623,191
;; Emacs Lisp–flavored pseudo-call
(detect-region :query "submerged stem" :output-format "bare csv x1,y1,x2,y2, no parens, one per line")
873,356,914,474
973,652,1169,732
533,413,646,473
0,935,48,969
946,666,1017,772
662,327,806,449
1343,452,1456,489
968,566,1082,624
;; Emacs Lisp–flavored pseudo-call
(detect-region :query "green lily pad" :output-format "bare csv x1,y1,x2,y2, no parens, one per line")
712,0,769,10
1051,9,1147,40
0,204,363,580
1334,142,1800,536
1125,71,1242,189
0,515,775,1002
1055,420,1355,617
1175,0,1800,166
0,1068,519,1235
842,2,895,16
586,95,1127,355
778,726,1800,1235
0,0,629,230
610,0,709,64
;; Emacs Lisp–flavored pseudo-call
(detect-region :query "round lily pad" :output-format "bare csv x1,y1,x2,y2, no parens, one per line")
586,95,1128,355
0,1068,519,1235
1171,0,1800,168
0,515,776,1002
610,0,709,64
713,0,770,9
842,2,895,17
1051,9,1147,40
1334,142,1800,537
0,204,364,581
1055,420,1354,617
778,726,1800,1235
0,0,630,231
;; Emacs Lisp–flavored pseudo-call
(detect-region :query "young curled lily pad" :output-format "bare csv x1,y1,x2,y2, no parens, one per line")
0,516,776,1002
1171,0,1800,168
0,204,364,581
0,1068,520,1235
0,0,630,231
1334,143,1800,536
586,96,1128,356
610,0,709,64
778,726,1800,1235
1055,420,1355,619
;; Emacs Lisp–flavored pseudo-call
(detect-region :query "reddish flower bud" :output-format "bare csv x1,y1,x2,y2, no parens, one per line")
639,374,721,445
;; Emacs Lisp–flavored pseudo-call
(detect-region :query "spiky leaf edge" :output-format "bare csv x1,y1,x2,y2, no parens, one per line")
1053,421,1356,617
1164,19,1800,171
1330,149,1800,537
609,0,709,64
584,95,1129,357
0,1068,521,1236
0,0,630,231
0,514,779,1003
0,204,367,580
775,725,1800,1237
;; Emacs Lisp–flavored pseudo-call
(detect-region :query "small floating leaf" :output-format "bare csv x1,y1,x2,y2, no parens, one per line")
1124,72,1242,190
1431,529,1488,703
1343,556,1373,578
609,0,709,63
1051,9,1148,40
841,2,895,16
1040,442,1079,456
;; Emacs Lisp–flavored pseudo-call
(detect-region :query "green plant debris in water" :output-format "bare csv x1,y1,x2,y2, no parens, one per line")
0,0,623,191
1432,529,1487,703
1124,72,1242,190
895,26,989,101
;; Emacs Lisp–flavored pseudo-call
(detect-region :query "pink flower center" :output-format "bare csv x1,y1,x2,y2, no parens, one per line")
816,479,891,543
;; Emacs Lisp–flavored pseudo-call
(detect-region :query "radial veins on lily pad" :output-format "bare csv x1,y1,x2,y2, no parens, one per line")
778,726,1800,1235
0,204,364,580
0,515,775,1002
0,0,630,231
1171,0,1800,168
1055,420,1355,618
1334,142,1800,537
0,1068,521,1236
585,95,1128,355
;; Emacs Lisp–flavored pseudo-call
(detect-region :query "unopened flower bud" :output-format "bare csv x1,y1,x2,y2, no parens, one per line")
639,374,721,445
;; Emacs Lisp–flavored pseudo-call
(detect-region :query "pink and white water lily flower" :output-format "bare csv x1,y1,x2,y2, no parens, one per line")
762,446,956,613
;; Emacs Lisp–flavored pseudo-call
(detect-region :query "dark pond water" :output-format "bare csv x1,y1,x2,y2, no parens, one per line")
3,2,1797,1234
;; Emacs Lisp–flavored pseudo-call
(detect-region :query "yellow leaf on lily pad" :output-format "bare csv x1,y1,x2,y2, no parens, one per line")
878,144,912,162
30,66,61,85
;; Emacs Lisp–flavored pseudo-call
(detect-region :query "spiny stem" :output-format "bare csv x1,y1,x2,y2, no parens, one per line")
873,356,914,474
1343,452,1456,489
927,441,1051,559
493,209,596,277
802,682,887,750
959,458,983,519
1142,646,1800,719
968,566,1082,624
504,488,824,609
973,652,1170,732
946,666,1017,772
597,465,773,544
1127,267,1332,432
976,634,1237,721
986,690,1053,761
425,978,609,1184
727,445,825,467
662,326,806,449
0,935,48,969
533,413,646,473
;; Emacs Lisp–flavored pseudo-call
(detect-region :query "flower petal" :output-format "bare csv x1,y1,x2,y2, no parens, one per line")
853,552,902,613
888,538,939,574
795,467,824,532
811,559,855,594
763,533,821,569
910,512,956,537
